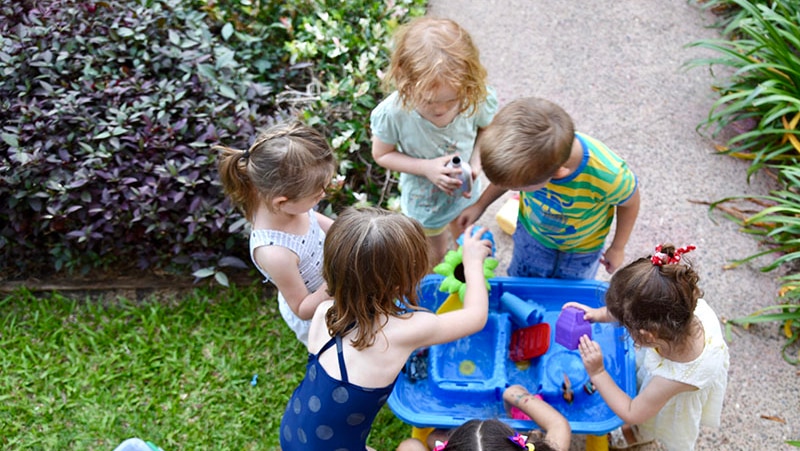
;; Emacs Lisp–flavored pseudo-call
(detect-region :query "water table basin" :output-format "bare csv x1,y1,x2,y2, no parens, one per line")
388,275,636,435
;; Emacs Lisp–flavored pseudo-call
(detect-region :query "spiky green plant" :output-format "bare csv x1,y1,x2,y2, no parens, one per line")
710,164,800,364
687,0,800,178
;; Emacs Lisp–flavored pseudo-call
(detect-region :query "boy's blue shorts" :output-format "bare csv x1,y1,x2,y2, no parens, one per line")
508,223,601,280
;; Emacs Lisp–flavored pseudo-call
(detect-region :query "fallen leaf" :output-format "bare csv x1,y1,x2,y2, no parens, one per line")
760,415,786,424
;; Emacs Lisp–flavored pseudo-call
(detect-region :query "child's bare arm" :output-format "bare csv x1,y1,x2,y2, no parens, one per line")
577,335,693,424
454,183,507,229
601,189,640,273
408,226,492,347
503,385,571,451
254,246,330,320
315,211,334,233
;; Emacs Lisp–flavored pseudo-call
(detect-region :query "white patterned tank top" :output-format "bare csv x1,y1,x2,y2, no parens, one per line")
248,211,325,292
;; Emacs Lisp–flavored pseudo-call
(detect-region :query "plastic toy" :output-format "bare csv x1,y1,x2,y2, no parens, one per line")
555,306,592,350
390,275,637,437
508,323,550,362
113,438,163,451
446,155,473,197
500,292,545,327
433,230,498,314
561,372,574,404
495,192,520,235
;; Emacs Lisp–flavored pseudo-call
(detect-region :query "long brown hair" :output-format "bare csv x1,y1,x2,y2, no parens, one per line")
216,121,336,221
605,244,702,346
323,207,429,350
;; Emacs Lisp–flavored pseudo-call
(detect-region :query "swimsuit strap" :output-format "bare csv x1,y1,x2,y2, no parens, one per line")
334,335,349,383
318,335,338,355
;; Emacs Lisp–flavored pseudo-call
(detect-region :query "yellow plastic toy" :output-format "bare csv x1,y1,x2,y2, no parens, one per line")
495,192,520,235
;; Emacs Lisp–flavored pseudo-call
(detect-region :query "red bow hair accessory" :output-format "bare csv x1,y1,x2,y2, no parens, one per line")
651,244,696,266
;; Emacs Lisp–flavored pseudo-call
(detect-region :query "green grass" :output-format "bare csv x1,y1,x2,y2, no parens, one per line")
0,285,410,450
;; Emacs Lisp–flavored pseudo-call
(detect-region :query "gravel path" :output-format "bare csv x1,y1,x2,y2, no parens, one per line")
426,1,799,449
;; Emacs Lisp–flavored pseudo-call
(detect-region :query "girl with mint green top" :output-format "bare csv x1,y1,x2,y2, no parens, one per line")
371,17,498,268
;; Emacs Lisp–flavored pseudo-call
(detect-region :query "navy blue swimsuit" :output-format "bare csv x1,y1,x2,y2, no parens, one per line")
279,335,397,450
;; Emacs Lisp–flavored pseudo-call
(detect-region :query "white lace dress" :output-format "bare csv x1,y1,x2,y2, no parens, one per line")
635,299,730,451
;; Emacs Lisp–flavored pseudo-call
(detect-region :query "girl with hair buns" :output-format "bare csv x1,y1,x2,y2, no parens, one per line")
565,244,730,450
216,121,336,348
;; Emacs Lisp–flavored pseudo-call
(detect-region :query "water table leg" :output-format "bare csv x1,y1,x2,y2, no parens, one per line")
411,427,435,450
585,433,609,451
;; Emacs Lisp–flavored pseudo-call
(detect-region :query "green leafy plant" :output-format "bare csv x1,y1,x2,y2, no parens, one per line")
690,0,773,29
281,0,426,211
0,0,283,279
709,164,800,364
687,0,800,178
0,0,426,280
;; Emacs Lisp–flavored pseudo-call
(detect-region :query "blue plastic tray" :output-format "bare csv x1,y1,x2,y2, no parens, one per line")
388,275,636,435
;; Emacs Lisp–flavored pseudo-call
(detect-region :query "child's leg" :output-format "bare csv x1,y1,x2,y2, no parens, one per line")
447,220,464,249
426,229,451,269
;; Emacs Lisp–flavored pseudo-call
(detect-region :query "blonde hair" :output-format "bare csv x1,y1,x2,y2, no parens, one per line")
216,121,336,221
323,207,429,350
383,17,488,116
479,97,574,188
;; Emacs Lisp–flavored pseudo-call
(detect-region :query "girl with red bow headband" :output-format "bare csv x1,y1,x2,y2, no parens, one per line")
564,244,730,450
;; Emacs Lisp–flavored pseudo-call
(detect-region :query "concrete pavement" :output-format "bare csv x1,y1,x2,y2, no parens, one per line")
425,1,799,449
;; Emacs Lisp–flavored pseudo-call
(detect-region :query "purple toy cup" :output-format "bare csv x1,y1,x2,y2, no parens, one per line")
555,306,592,350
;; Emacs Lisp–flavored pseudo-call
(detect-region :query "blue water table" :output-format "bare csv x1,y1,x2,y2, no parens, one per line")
389,274,636,446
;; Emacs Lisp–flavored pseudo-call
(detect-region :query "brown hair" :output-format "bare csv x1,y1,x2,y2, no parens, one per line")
323,207,430,350
442,419,558,451
216,121,336,221
479,97,574,188
383,17,488,116
605,244,703,346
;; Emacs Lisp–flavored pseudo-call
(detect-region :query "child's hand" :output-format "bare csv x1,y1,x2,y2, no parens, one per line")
600,246,624,274
577,335,606,377
461,225,492,269
562,302,603,323
423,155,465,195
454,204,483,231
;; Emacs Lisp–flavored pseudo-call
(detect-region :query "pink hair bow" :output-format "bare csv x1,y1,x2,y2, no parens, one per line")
432,440,448,451
508,432,534,449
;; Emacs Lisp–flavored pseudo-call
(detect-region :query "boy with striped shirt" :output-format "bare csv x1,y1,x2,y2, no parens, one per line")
456,97,639,279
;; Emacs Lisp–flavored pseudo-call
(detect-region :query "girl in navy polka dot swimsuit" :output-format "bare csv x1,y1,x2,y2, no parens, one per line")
279,207,493,451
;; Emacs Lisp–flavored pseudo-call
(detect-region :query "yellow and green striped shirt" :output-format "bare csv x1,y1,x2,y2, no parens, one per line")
518,132,637,252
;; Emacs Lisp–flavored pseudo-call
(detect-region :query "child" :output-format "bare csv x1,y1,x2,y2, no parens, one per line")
396,385,570,451
370,16,498,268
567,244,729,450
455,97,640,279
279,207,493,451
216,121,336,348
